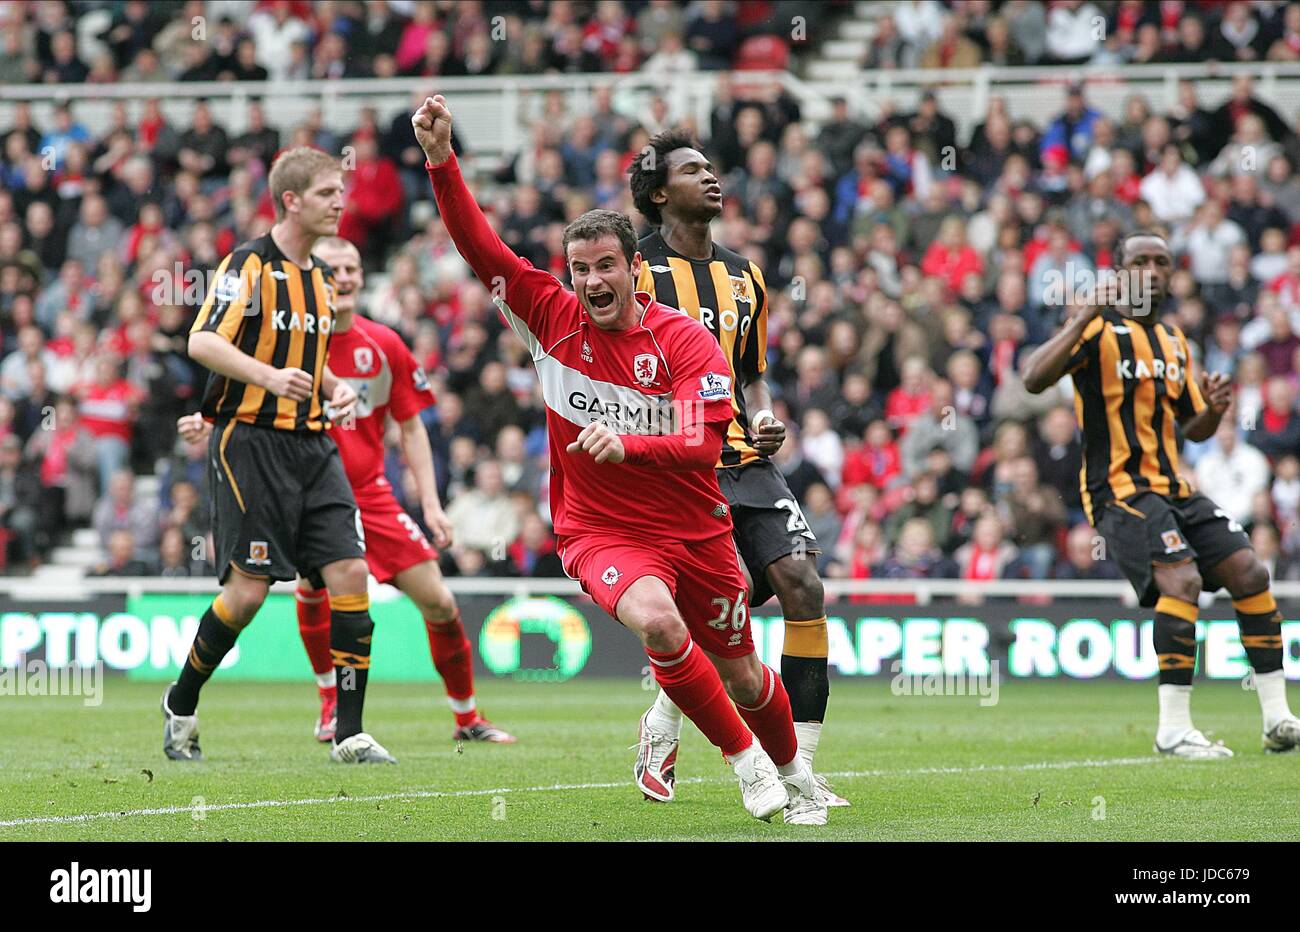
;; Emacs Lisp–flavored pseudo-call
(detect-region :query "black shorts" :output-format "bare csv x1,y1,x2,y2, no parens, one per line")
1094,491,1252,608
715,459,820,607
209,420,365,584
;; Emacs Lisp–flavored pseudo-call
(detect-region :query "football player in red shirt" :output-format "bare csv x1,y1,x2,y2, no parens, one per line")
416,94,820,822
179,235,514,746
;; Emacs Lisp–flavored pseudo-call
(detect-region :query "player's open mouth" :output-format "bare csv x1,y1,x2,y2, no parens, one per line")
588,291,615,309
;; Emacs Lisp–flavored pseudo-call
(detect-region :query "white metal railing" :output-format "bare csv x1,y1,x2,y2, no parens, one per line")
5,61,1300,160
5,576,1300,606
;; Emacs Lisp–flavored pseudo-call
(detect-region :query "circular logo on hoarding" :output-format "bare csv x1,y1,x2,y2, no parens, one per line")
480,596,592,681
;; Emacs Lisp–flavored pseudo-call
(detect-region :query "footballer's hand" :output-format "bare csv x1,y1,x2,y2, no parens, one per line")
264,367,314,402
566,422,625,464
412,95,453,167
327,380,358,422
176,413,212,444
423,502,454,550
1201,371,1233,413
751,414,786,457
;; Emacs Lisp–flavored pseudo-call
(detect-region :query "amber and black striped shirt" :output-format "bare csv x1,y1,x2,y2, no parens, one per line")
190,233,337,432
636,231,769,468
1067,310,1209,524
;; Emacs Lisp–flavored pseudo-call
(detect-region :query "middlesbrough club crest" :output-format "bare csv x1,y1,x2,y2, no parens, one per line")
353,347,374,372
633,353,658,387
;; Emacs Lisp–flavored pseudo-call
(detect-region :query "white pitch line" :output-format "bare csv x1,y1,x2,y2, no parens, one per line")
0,755,1163,829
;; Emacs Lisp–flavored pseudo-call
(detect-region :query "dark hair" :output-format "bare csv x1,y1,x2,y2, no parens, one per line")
627,127,701,225
1115,229,1171,266
562,209,637,264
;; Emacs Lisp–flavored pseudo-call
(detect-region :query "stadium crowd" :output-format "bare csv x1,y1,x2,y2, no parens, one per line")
1,0,1300,591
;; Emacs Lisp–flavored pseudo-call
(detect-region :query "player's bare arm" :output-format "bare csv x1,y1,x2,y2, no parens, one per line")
398,413,454,548
1020,303,1102,394
1180,370,1232,442
188,330,314,402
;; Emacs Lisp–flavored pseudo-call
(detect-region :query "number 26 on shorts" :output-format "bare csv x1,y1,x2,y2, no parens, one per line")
708,591,748,647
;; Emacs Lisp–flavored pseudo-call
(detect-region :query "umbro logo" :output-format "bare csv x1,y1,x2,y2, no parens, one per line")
271,270,289,280
648,265,671,273
712,503,728,518
1112,326,1131,334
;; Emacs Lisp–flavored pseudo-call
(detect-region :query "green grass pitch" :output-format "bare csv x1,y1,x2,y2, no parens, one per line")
1,678,1297,841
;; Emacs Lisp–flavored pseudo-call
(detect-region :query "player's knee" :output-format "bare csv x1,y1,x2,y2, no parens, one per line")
635,608,688,652
1234,559,1272,598
1164,568,1202,605
220,582,266,627
769,557,824,616
324,558,369,596
421,587,458,623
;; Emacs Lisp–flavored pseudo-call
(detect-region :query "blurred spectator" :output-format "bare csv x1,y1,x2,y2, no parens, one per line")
954,513,1019,584
899,379,978,478
1032,406,1084,520
508,511,563,577
92,468,159,561
801,409,844,490
1041,84,1102,167
89,528,152,576
1044,0,1103,64
998,456,1066,578
1172,198,1245,285
73,354,142,493
877,516,956,581
337,131,403,267
0,434,40,566
157,524,193,577
1054,523,1122,580
1248,377,1300,461
445,460,520,554
1196,419,1271,524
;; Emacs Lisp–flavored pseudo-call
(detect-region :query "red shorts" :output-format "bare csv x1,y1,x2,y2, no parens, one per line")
354,477,436,584
558,531,753,658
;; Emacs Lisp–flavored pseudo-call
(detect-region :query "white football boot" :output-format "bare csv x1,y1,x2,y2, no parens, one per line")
161,683,202,761
1154,729,1234,759
331,732,397,764
729,740,788,822
815,773,851,807
782,759,829,825
1263,716,1300,753
631,710,679,802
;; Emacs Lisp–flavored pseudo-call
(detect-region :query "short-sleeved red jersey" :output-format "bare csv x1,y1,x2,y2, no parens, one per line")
326,314,435,487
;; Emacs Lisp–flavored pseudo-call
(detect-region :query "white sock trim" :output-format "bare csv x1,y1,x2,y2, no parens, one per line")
737,665,776,712
448,695,477,714
647,641,693,667
315,670,336,689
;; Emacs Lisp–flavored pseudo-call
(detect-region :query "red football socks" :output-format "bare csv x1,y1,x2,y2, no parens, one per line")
735,663,798,767
295,583,333,676
425,611,479,726
646,637,752,758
